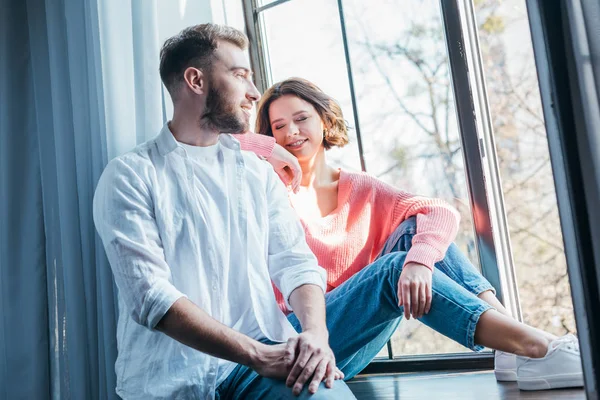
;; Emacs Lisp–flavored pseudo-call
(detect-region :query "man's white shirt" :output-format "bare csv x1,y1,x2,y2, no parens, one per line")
93,124,326,400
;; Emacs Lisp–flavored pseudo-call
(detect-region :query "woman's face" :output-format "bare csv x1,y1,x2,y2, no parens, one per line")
268,95,325,161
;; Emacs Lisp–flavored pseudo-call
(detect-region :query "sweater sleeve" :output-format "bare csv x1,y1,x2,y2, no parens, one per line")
389,186,461,271
235,133,276,158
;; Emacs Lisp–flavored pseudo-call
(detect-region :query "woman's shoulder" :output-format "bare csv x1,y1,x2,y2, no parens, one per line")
338,170,402,208
341,169,397,194
341,169,376,185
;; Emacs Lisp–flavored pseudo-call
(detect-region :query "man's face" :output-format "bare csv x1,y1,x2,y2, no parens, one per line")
201,41,261,134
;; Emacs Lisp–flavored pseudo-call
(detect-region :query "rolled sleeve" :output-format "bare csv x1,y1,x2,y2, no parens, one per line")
93,158,186,329
279,269,327,311
265,171,326,311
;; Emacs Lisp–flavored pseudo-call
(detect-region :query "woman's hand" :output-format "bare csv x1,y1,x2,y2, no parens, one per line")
397,262,433,319
266,143,302,193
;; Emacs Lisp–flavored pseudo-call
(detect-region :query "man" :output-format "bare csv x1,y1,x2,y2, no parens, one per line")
93,24,354,399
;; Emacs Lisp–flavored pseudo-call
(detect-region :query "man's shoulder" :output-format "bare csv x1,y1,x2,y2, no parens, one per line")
100,140,157,183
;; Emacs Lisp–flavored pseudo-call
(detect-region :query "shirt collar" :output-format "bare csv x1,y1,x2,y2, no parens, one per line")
156,122,241,156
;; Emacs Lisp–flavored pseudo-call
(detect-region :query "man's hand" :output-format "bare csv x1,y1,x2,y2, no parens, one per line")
285,329,341,395
266,143,302,193
250,337,343,394
250,342,294,380
398,262,433,320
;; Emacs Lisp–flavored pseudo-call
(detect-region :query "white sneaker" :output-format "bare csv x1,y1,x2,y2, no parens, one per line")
495,351,517,382
516,334,584,391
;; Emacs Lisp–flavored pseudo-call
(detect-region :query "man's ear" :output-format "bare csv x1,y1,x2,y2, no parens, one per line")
183,67,206,95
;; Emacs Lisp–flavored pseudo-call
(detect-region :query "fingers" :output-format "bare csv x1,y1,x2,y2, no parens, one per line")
284,336,298,367
291,354,320,396
334,367,345,380
275,169,292,187
290,162,302,193
397,280,403,307
425,283,432,314
286,338,314,389
286,349,310,388
307,359,329,394
410,282,419,318
417,284,426,318
402,280,411,320
324,360,335,388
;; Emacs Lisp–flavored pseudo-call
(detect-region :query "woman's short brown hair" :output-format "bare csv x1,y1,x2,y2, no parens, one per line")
255,78,349,150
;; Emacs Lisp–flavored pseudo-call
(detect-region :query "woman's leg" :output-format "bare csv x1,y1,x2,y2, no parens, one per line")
474,310,549,357
386,217,558,343
287,251,553,379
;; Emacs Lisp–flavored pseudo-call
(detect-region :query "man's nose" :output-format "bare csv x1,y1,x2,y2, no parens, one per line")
247,81,261,102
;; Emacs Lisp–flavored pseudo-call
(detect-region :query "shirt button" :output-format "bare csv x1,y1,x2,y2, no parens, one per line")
212,285,217,291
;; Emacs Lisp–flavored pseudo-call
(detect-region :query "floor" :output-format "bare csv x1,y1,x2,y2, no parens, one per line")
346,370,586,400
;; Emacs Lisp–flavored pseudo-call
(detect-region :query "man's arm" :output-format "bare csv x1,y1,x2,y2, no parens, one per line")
285,284,340,395
156,297,294,379
264,171,342,395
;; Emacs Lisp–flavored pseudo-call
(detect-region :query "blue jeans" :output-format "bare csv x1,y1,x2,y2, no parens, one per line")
216,217,495,399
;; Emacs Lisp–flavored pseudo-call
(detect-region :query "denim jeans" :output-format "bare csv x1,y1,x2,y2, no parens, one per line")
216,217,495,399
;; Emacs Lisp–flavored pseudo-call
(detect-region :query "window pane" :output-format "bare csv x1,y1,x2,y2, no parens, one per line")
342,0,480,355
260,0,482,356
474,0,576,335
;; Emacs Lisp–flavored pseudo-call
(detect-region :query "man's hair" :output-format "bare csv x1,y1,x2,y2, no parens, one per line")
159,24,248,100
256,78,349,150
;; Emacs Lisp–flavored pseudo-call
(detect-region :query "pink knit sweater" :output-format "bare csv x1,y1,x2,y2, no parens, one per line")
236,134,461,311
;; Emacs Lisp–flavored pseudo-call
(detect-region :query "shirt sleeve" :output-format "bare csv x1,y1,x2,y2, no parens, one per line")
387,184,461,271
235,132,276,158
265,170,327,311
93,158,186,329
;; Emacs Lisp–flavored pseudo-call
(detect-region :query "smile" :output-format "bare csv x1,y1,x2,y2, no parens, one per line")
286,139,307,149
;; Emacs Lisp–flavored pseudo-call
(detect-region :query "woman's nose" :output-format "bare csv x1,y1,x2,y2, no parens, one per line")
287,122,299,137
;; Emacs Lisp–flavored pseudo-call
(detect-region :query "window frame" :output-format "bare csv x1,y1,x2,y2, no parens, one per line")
526,0,600,395
242,0,522,372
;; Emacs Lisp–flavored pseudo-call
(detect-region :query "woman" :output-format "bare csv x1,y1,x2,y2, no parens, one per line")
239,77,582,391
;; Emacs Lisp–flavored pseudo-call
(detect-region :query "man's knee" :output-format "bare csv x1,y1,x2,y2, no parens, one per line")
298,380,356,399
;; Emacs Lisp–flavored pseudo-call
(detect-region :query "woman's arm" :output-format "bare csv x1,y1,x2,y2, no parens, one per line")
391,191,461,271
236,132,276,158
236,133,302,193
386,184,460,320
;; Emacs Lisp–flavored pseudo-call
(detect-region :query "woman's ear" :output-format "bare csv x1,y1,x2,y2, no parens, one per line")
183,67,205,95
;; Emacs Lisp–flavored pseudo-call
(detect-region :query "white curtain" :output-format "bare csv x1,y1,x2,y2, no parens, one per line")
0,0,220,398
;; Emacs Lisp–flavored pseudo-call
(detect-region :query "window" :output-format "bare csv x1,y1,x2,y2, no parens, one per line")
473,0,575,336
244,0,575,366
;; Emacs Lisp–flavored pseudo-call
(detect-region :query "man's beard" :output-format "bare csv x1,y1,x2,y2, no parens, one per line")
200,86,248,134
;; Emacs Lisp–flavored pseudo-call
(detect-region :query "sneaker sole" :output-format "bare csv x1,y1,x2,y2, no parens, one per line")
517,373,584,391
495,369,517,382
